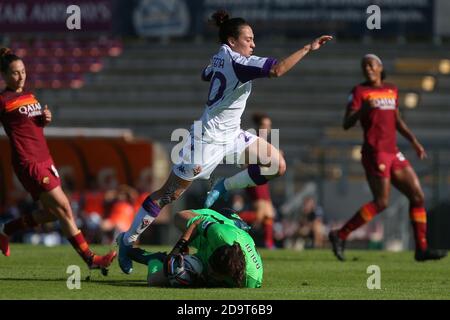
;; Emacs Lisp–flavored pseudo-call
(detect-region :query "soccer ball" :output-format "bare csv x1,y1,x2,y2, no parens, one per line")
184,254,203,274
168,254,204,287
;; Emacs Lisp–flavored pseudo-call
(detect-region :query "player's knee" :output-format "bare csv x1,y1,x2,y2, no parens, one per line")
277,158,287,177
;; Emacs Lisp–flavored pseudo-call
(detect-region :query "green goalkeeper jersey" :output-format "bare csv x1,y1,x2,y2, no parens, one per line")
187,208,263,288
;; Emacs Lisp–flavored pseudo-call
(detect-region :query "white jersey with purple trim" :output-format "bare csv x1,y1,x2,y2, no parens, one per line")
198,44,277,145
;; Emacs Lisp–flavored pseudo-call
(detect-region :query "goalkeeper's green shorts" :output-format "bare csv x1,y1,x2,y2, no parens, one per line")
148,259,163,275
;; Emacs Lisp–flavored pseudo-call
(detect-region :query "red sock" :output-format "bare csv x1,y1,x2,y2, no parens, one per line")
410,207,428,251
264,218,274,248
338,202,379,240
68,231,94,264
4,214,39,236
239,211,257,224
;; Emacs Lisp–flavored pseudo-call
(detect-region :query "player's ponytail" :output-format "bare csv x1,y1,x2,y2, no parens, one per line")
209,242,246,287
210,9,230,27
252,112,270,128
210,10,249,45
0,48,21,73
0,47,12,57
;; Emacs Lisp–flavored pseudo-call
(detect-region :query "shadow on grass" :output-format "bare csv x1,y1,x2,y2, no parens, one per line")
262,256,333,262
0,277,69,282
0,277,148,287
93,280,148,287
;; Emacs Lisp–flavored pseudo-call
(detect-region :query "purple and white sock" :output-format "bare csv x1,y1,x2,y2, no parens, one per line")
123,196,160,245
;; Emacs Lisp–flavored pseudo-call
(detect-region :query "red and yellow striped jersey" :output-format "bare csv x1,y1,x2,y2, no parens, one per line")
348,82,399,153
0,88,50,164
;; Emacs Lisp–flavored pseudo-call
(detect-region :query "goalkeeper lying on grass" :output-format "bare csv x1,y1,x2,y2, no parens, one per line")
126,208,263,288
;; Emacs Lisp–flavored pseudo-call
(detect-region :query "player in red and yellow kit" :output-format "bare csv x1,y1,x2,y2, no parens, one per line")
241,113,275,248
329,54,447,262
0,48,116,271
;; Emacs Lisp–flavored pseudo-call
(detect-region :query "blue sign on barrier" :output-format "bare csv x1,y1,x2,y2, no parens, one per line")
125,0,434,38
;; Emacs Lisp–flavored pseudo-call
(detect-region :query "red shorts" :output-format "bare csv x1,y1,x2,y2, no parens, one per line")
13,158,61,201
246,183,271,201
361,150,411,178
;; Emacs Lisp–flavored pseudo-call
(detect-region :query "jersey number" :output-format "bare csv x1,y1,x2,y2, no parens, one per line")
206,72,226,107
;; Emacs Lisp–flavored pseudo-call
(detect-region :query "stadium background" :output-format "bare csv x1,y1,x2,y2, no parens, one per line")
1,0,450,251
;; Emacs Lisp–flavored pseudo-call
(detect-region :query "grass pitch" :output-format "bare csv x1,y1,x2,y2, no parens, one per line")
0,244,449,300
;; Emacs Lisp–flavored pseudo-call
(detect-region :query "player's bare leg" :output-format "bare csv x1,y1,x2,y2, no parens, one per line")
0,192,82,257
39,187,116,271
117,172,191,274
253,199,274,224
39,187,78,235
1,187,116,271
391,166,447,261
253,199,275,248
329,175,390,261
0,208,58,256
205,137,286,208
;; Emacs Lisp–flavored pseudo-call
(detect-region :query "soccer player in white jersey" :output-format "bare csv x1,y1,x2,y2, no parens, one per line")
116,9,333,274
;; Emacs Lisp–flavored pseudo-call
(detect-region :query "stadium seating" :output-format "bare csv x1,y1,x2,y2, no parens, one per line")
4,39,450,221
0,37,123,89
36,40,450,153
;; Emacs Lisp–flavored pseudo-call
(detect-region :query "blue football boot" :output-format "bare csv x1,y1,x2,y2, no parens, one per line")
116,232,133,274
204,178,228,208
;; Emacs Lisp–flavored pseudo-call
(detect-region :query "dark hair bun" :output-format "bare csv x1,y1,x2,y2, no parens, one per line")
211,9,230,27
252,112,269,126
0,48,13,58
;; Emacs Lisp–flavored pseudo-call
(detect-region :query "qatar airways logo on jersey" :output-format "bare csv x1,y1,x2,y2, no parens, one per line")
18,103,43,117
370,98,396,110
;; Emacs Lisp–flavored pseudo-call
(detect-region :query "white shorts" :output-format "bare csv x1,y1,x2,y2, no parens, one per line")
172,130,258,181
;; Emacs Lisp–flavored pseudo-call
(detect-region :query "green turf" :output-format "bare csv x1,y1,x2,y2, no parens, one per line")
0,244,449,299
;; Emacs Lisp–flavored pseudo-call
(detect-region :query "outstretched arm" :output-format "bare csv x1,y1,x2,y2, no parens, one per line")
169,217,204,255
396,109,427,159
269,35,333,78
